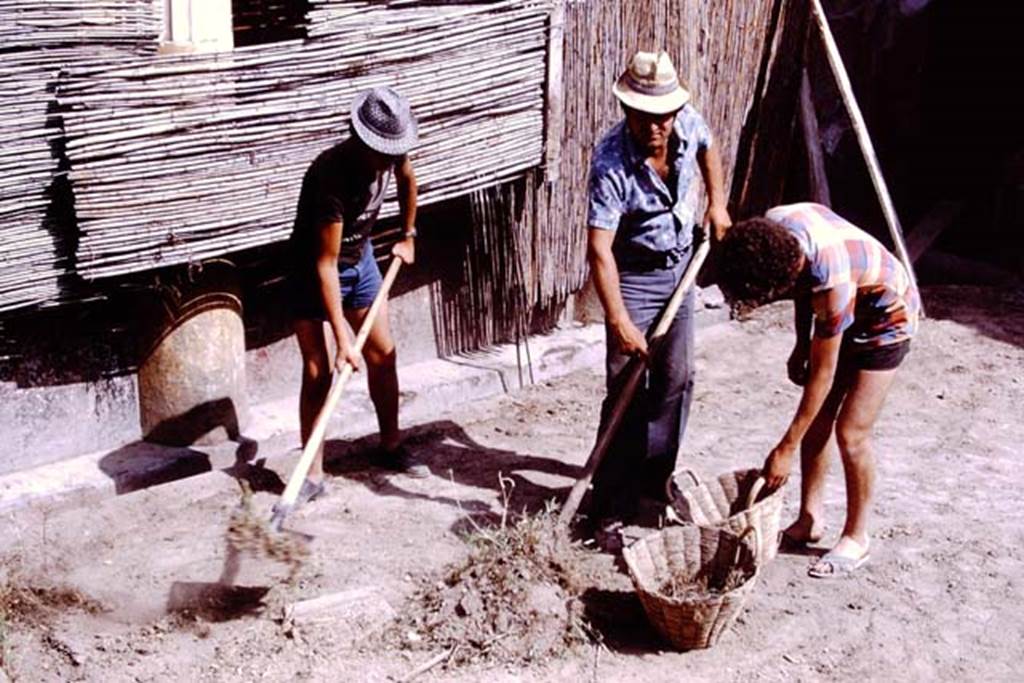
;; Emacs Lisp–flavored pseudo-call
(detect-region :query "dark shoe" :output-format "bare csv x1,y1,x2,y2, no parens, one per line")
374,444,430,479
296,478,327,505
592,518,626,553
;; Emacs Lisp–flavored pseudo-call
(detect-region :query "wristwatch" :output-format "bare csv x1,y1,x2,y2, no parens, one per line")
404,227,417,239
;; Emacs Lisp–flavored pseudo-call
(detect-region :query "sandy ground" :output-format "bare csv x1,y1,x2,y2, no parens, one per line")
1,285,1022,682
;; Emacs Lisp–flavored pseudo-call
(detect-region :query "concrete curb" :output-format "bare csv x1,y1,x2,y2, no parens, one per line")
0,308,729,512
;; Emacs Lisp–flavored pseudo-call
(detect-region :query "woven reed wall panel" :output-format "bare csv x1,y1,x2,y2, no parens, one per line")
490,0,780,310
60,0,550,280
431,0,783,355
0,0,160,312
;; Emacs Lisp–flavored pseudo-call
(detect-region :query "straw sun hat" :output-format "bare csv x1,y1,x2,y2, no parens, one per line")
613,50,691,115
350,86,418,156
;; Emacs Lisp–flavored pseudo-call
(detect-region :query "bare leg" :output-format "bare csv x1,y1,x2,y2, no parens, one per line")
294,319,332,481
345,300,401,451
786,373,851,542
830,367,899,558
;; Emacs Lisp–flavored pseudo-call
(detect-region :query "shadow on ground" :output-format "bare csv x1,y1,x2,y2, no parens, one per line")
579,586,663,655
324,419,582,531
921,285,1024,350
98,397,284,495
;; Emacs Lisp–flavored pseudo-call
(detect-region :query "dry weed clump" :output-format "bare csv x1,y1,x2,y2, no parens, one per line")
389,478,596,668
225,482,309,583
0,560,104,628
658,564,754,600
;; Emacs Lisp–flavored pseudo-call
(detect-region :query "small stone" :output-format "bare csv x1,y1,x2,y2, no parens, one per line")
457,591,483,617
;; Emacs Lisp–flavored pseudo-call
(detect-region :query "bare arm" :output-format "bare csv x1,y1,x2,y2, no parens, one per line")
787,291,814,385
392,156,417,264
763,332,843,488
315,220,359,370
783,333,842,445
588,228,647,360
697,144,732,241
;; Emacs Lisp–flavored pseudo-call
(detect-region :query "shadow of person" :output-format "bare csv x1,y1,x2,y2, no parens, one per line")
776,537,829,559
323,419,583,524
223,437,285,496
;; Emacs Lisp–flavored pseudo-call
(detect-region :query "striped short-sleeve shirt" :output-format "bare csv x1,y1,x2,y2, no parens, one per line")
766,202,920,348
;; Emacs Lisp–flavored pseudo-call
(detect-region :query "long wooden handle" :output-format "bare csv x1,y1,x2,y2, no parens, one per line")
559,238,711,526
278,258,403,510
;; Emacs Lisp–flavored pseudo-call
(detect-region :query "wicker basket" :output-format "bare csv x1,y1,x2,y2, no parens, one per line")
666,468,785,566
622,525,759,650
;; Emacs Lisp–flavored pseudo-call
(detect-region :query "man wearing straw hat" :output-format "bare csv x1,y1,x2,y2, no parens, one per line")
286,86,429,504
585,50,731,529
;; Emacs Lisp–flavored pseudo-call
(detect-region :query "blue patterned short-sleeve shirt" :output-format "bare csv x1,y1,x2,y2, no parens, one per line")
587,104,712,262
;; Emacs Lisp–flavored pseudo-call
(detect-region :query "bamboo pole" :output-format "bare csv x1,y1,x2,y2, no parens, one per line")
809,0,921,305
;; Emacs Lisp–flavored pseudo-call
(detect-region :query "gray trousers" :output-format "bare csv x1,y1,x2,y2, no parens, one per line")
589,249,696,519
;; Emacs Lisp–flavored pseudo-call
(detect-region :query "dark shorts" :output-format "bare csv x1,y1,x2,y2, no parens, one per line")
840,338,911,371
289,240,382,321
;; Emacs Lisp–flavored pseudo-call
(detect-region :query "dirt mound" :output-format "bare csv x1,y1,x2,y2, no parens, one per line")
388,508,595,667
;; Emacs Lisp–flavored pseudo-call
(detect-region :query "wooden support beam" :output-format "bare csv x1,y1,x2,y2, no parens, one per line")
906,201,964,263
799,67,831,206
809,0,922,309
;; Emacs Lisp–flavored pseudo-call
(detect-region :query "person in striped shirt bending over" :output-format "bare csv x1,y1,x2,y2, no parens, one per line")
718,203,920,579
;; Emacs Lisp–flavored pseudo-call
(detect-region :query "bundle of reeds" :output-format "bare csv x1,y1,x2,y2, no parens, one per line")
0,0,160,49
58,0,550,280
0,0,159,312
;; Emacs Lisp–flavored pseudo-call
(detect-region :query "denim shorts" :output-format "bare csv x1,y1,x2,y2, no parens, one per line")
289,240,382,320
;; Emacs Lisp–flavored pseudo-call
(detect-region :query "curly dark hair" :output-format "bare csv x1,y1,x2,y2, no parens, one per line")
718,217,804,312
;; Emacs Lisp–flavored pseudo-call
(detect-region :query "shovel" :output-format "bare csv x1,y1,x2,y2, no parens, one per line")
270,257,403,531
559,235,711,526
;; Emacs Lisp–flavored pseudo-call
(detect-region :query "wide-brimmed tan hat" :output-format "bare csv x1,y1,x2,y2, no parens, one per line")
613,50,690,115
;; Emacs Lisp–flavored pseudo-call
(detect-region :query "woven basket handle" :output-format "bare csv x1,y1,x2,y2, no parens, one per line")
744,476,767,511
735,525,762,567
676,469,701,490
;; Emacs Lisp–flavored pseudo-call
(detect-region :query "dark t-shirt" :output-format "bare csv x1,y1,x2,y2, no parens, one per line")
289,139,395,274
